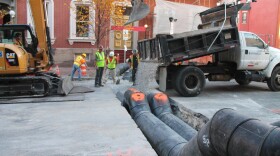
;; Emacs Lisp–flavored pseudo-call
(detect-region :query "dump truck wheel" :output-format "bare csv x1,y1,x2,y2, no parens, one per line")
235,78,251,85
174,66,205,97
267,66,280,91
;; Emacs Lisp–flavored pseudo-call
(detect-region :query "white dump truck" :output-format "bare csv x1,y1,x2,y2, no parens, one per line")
137,3,280,97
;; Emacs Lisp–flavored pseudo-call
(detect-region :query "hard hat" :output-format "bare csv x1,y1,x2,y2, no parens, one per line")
99,45,103,49
109,51,114,57
82,53,87,57
133,49,138,54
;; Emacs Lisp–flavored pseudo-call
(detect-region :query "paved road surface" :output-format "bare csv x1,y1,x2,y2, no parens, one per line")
0,80,157,156
167,80,280,123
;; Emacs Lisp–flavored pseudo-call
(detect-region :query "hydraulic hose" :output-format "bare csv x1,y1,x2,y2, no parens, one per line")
123,89,187,156
147,92,197,141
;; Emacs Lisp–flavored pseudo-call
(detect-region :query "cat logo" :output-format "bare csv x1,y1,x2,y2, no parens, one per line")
6,53,16,58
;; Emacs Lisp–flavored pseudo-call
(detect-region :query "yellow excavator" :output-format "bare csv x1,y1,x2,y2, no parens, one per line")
0,0,73,97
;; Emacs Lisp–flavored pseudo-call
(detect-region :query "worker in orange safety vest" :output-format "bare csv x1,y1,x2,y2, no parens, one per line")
71,53,87,81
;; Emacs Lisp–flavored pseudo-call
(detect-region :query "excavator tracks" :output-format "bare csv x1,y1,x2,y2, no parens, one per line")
0,75,53,98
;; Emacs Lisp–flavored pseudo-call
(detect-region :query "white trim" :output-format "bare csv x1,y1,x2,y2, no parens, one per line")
68,0,96,45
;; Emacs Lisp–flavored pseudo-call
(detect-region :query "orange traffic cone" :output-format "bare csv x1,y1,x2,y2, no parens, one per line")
55,64,60,76
80,64,87,76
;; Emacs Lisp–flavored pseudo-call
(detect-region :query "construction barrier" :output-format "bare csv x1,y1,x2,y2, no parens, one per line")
80,64,87,76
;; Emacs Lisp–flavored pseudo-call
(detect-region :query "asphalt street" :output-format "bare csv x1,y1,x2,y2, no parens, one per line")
166,80,280,123
0,73,279,155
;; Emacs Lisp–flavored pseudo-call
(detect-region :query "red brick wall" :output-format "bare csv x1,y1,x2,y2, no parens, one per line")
276,1,280,48
238,0,280,47
53,0,100,49
17,0,27,24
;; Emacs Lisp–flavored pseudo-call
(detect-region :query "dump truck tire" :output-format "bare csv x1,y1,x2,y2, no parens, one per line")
174,66,205,97
267,66,280,91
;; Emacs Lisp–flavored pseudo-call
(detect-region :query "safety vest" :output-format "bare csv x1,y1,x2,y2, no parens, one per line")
74,55,85,67
96,51,105,67
107,56,116,69
130,54,140,68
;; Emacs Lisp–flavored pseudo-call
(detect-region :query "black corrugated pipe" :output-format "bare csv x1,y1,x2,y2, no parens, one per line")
179,108,280,156
122,89,280,156
271,121,280,127
116,63,130,76
123,89,188,156
147,92,197,141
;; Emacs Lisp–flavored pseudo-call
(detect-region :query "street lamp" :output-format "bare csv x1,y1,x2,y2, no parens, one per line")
144,24,148,39
9,10,15,18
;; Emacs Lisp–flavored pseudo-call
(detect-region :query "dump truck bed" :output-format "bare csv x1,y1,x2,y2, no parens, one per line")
138,4,243,66
138,26,240,66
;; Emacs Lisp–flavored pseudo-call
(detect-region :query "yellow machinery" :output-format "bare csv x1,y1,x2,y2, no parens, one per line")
0,0,72,97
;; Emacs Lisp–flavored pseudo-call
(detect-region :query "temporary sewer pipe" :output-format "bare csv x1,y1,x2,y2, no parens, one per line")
147,92,197,141
271,121,280,127
123,89,188,156
123,88,280,156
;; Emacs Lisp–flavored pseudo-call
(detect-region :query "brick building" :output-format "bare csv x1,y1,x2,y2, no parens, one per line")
221,0,280,48
2,0,278,66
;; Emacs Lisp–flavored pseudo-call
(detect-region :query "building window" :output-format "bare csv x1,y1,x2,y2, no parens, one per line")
76,5,89,37
69,0,95,45
242,12,247,24
27,0,55,44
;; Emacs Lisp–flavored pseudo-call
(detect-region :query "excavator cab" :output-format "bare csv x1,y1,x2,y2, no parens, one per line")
0,25,38,57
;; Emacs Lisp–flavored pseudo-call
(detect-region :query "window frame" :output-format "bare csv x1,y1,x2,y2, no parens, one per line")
242,11,247,24
68,0,95,45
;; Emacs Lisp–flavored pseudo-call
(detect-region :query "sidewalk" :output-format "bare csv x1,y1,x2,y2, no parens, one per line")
0,80,157,156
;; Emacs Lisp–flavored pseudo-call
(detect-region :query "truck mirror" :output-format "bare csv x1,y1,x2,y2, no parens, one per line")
264,44,268,49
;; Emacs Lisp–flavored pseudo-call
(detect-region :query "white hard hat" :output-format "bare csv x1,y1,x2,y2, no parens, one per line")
133,49,138,54
109,51,114,57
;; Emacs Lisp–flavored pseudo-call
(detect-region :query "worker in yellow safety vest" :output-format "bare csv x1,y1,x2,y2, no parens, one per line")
94,45,106,87
71,53,87,81
128,49,140,86
105,51,118,84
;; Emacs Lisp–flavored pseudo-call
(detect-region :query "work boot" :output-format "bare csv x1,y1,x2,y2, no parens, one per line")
95,85,100,88
100,84,104,87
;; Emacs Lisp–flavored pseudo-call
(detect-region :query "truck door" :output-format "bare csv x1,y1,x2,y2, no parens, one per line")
241,32,269,70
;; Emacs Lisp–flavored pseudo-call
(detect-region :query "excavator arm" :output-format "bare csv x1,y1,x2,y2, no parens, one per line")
125,0,150,25
29,0,54,70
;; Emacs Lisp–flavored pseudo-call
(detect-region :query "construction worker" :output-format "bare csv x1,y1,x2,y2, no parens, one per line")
71,53,87,81
128,49,140,86
105,51,118,84
13,33,23,46
94,45,105,87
